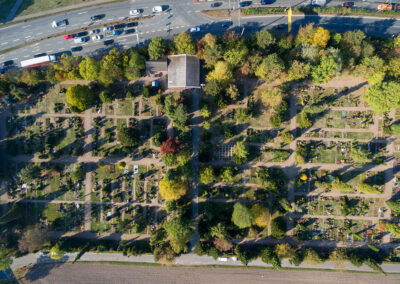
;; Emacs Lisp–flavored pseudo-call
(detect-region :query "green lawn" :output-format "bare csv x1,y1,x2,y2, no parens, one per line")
345,132,374,140
116,100,133,116
43,203,63,222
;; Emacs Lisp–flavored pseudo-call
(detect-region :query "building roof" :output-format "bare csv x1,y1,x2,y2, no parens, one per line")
145,59,168,74
167,54,200,88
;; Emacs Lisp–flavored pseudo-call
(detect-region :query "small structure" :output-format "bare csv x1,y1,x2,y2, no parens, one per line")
145,59,168,75
167,54,200,88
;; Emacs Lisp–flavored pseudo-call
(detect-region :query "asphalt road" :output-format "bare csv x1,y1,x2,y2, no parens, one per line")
1,12,400,67
19,263,400,284
0,0,397,67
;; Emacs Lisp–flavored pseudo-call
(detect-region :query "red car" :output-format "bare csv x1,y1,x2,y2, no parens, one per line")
64,34,74,39
342,1,354,7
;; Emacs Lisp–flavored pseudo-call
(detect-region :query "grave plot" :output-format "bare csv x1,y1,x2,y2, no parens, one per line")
305,129,374,140
90,204,109,233
116,99,133,116
312,110,374,130
42,202,85,232
199,185,246,200
35,85,69,114
152,118,167,147
294,195,385,217
293,218,382,243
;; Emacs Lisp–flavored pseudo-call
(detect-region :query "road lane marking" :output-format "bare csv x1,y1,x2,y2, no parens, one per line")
78,11,87,15
1,42,8,45
23,55,29,58
25,36,31,39
13,39,19,42
48,50,54,52
22,25,31,29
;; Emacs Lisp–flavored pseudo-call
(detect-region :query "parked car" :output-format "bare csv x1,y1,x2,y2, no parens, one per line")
89,29,100,34
75,31,88,37
124,29,135,34
130,9,141,16
211,2,221,7
90,14,104,21
190,26,200,32
74,36,89,44
92,35,103,41
113,30,122,36
103,26,113,31
51,19,68,28
64,34,74,39
1,60,13,67
71,46,83,52
114,23,125,29
104,39,114,46
342,1,354,7
152,6,163,13
126,22,138,27
222,21,233,28
260,0,274,4
238,1,252,7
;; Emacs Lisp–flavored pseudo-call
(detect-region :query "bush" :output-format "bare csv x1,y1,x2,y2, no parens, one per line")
99,90,113,103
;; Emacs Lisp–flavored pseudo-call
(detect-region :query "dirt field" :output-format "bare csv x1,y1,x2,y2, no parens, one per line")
19,263,400,284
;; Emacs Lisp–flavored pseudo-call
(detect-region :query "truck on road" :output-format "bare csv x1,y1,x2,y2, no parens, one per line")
52,19,68,28
20,55,57,68
378,3,400,10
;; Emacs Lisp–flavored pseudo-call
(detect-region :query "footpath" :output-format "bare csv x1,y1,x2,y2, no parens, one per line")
10,252,400,274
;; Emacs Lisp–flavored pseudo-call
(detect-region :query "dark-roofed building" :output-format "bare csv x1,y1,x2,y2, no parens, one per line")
145,59,168,75
167,54,200,88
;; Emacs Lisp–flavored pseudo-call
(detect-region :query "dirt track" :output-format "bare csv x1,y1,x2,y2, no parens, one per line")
21,263,400,284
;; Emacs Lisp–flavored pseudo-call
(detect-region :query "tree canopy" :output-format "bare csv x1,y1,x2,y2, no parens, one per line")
159,177,187,200
174,32,196,55
232,141,248,164
79,57,100,81
364,82,400,114
255,53,285,82
148,37,167,60
232,202,253,229
65,84,95,112
117,127,140,148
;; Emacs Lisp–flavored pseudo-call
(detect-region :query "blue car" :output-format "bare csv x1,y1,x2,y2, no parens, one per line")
238,1,252,7
113,30,122,36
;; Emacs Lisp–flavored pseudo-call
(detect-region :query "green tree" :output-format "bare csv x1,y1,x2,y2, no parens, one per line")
99,48,124,86
170,104,188,131
206,61,233,85
332,179,353,192
221,167,236,183
261,87,283,108
159,177,187,200
163,217,194,254
261,247,281,269
364,82,400,114
223,41,248,69
70,163,85,183
203,79,223,96
287,60,311,81
311,55,339,84
386,199,400,213
226,84,240,101
124,49,146,80
297,112,312,129
66,84,95,112
117,127,140,148
358,183,380,194
21,69,42,86
148,37,166,60
0,248,12,270
50,243,64,260
210,223,228,239
303,248,323,265
310,26,330,48
281,131,294,144
203,44,223,66
232,141,248,164
251,204,270,228
79,57,100,81
351,148,372,165
231,202,253,229
199,166,215,184
255,53,285,82
17,164,41,184
200,105,211,118
99,90,113,104
270,216,286,239
174,32,196,55
256,29,276,50
386,222,400,237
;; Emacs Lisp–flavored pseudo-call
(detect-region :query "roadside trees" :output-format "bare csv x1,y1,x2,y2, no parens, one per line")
79,57,100,81
148,37,167,60
174,32,196,55
255,53,285,82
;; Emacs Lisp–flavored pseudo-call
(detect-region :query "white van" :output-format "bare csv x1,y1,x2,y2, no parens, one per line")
152,6,163,13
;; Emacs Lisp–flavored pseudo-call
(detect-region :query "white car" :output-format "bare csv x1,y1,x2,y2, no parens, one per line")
152,6,163,13
130,9,141,16
190,26,200,33
89,29,100,34
92,35,103,41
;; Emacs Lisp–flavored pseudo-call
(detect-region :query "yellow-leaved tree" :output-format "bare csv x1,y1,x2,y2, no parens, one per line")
206,61,233,85
159,177,187,200
310,27,330,49
251,204,270,228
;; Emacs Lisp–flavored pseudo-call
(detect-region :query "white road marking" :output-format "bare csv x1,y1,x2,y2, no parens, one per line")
23,55,29,58
25,36,31,39
48,50,54,52
107,18,113,21
157,29,161,32
83,21,90,24
146,31,149,33
1,42,8,45
37,32,43,35
120,39,127,42
13,39,19,42
22,25,31,29
151,30,155,32
12,58,18,60
78,11,87,15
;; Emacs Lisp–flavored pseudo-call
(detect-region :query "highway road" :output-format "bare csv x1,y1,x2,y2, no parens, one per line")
0,0,399,67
